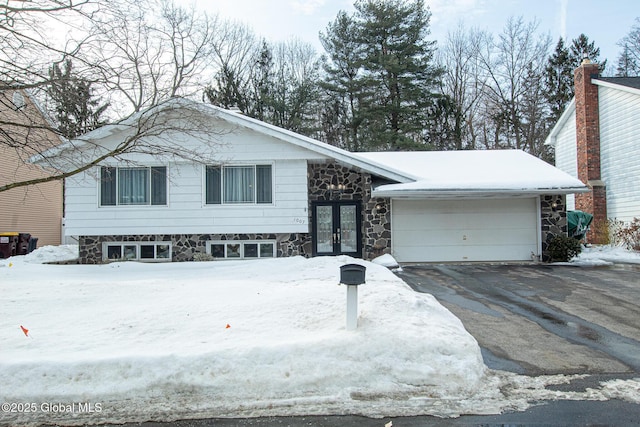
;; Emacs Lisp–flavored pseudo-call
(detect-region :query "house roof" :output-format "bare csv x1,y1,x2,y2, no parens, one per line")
597,77,640,90
545,76,640,148
357,150,588,197
31,98,414,184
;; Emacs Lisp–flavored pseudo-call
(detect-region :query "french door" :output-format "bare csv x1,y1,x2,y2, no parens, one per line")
312,201,362,257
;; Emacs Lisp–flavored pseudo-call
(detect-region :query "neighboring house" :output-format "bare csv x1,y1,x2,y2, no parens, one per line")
39,98,585,264
546,59,640,243
0,90,63,247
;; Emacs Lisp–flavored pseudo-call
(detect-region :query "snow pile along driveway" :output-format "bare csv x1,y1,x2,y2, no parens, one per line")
1,252,487,425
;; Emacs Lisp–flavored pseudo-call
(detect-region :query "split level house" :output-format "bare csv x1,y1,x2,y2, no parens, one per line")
546,60,640,243
35,98,587,264
0,90,63,247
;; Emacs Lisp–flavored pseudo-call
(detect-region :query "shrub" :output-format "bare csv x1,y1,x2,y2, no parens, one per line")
547,235,582,262
611,217,640,251
193,252,214,262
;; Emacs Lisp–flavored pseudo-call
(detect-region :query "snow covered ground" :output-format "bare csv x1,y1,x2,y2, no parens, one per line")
1,246,639,426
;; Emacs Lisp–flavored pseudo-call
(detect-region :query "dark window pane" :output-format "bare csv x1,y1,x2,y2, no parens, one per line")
156,245,170,259
100,167,117,206
211,244,224,258
244,243,258,258
123,245,137,260
260,243,274,258
206,166,221,204
226,243,241,258
256,165,272,204
140,245,155,259
151,167,167,205
107,245,121,259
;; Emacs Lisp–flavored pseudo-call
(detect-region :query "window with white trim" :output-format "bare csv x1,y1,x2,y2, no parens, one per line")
103,242,172,262
205,164,272,204
207,240,276,259
100,166,167,206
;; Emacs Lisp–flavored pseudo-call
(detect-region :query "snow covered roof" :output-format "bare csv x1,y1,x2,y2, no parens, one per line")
357,150,588,197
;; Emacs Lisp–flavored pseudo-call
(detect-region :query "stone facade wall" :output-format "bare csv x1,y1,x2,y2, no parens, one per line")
540,194,568,262
78,233,311,264
307,162,391,259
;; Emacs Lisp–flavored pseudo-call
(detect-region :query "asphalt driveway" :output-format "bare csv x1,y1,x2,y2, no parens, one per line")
397,263,640,376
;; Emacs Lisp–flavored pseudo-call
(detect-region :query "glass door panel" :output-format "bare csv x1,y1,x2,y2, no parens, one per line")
340,205,357,253
316,205,334,254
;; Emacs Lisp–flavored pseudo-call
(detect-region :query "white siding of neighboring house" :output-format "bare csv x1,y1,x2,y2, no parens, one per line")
64,123,328,237
598,85,640,222
552,107,577,211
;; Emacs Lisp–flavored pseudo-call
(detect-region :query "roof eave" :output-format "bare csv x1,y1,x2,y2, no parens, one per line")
544,98,576,147
372,186,589,198
593,78,640,96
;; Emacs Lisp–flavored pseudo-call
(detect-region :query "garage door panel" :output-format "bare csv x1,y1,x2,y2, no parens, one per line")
392,198,539,262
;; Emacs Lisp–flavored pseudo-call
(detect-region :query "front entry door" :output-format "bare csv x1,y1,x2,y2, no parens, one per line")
312,201,362,257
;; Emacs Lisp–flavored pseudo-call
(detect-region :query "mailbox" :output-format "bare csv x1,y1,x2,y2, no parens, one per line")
340,264,366,285
340,264,366,331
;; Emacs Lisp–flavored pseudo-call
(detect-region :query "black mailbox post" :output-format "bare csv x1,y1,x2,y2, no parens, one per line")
340,264,366,285
340,264,366,330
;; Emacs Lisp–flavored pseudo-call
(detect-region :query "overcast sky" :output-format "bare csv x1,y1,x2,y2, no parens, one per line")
185,0,638,72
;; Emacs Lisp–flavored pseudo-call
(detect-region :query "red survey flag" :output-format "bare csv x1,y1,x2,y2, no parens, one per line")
225,324,231,329
20,325,29,337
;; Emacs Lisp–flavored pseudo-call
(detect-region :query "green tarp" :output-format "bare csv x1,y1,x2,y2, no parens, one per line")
567,210,594,240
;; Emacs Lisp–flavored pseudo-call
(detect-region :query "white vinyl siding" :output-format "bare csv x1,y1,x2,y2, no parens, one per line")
598,85,640,221
391,198,539,263
64,159,310,236
553,108,577,211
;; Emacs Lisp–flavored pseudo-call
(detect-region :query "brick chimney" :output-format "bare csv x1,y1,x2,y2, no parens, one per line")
574,59,607,243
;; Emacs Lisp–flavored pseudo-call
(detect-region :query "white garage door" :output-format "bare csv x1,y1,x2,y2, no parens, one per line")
392,198,539,263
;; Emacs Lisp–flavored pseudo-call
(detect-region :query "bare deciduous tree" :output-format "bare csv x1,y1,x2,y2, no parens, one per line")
436,23,489,150
478,16,552,155
1,0,227,194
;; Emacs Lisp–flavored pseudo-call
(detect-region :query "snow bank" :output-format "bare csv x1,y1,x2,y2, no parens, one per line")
0,254,486,425
571,245,640,266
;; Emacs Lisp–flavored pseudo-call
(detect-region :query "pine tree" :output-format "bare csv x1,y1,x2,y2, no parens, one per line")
616,18,640,77
544,38,574,123
355,0,442,151
569,34,607,73
320,0,442,151
616,44,639,77
319,11,368,150
47,60,109,139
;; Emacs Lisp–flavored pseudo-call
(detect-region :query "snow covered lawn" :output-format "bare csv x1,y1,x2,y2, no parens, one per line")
1,245,639,426
1,248,489,425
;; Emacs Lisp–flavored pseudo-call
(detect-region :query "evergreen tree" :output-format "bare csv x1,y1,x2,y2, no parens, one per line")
615,44,639,77
544,38,574,123
319,11,368,150
47,60,109,139
616,18,640,77
543,34,607,126
355,0,442,150
320,0,442,151
569,34,607,73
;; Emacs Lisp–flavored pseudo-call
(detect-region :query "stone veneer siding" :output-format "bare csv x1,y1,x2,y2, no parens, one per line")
307,162,391,259
540,194,568,262
79,233,312,264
